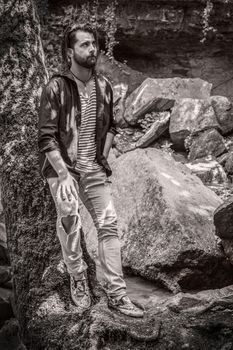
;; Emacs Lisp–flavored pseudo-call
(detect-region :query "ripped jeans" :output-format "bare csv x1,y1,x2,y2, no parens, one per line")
47,169,127,300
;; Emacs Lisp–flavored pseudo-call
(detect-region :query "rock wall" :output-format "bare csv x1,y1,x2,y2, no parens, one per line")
48,0,233,102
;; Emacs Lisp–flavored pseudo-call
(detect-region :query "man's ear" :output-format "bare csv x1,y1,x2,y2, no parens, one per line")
67,48,73,60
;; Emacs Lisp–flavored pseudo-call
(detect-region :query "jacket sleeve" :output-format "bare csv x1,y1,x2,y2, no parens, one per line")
107,83,117,136
38,79,60,154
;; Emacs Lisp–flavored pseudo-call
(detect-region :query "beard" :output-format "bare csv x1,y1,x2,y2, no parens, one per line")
73,52,97,69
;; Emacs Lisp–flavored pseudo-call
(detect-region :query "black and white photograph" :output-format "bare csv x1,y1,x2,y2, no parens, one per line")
1,0,233,349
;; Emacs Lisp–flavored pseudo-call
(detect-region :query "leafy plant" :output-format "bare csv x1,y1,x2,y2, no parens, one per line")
104,1,119,60
200,0,216,43
160,140,174,155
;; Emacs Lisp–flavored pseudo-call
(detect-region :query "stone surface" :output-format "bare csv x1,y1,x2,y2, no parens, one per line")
217,152,229,167
112,83,128,128
113,128,143,155
111,148,228,292
171,151,188,164
188,129,227,161
210,95,233,135
111,1,233,56
214,196,233,239
124,78,211,125
80,148,233,293
185,157,228,185
163,283,233,313
221,239,233,265
4,277,233,350
135,112,170,148
169,98,219,149
224,151,233,175
97,55,149,128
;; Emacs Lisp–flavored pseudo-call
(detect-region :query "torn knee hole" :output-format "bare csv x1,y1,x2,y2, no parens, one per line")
61,215,79,235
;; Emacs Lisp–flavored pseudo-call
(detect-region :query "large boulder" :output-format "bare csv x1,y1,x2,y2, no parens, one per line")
124,78,211,126
111,148,231,292
188,128,227,161
81,148,233,292
114,111,170,154
221,240,233,265
214,197,233,239
210,95,233,135
169,98,220,149
224,151,233,175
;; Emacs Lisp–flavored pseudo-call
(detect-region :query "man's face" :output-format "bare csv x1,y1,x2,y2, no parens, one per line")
70,30,98,69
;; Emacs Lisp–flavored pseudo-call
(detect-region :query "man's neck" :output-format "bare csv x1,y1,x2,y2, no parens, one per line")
70,64,93,83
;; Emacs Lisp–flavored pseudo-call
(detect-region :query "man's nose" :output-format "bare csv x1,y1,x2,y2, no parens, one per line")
89,44,96,53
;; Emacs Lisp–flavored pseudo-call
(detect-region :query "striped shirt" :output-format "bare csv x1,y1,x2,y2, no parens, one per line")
75,79,102,173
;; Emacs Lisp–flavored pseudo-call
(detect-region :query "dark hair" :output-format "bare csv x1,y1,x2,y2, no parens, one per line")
61,23,98,68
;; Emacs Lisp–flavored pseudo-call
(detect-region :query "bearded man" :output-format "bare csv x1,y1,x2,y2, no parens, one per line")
38,24,143,318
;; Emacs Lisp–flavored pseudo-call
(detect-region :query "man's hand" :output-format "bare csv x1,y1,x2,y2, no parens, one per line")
45,150,79,202
57,173,78,202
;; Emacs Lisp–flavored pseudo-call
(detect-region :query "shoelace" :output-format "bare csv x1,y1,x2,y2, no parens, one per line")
121,298,136,310
110,296,134,308
72,279,86,293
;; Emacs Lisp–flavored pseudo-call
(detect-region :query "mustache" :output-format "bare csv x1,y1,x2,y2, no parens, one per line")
88,52,98,58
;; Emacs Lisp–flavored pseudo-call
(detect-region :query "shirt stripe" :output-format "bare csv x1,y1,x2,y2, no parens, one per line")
75,80,102,173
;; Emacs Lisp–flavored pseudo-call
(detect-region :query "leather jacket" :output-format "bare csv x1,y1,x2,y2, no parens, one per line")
38,70,116,178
